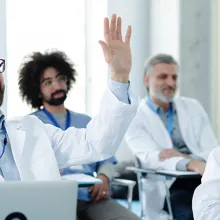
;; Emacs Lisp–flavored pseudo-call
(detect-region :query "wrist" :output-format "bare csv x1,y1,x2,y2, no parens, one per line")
186,159,196,171
186,162,192,171
110,73,129,83
98,174,109,183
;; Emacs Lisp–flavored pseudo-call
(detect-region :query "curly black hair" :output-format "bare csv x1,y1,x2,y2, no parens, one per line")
18,50,77,109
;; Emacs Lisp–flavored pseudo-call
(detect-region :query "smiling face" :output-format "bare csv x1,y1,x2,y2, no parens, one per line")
144,63,178,103
40,67,68,106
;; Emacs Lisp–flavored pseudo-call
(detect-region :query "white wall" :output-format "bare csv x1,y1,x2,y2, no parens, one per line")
0,0,7,114
150,0,179,59
179,0,218,136
6,0,87,118
214,0,220,139
179,0,213,115
85,0,108,117
108,0,150,98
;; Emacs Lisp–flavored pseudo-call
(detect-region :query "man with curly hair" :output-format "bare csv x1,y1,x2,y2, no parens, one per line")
0,14,139,187
18,48,139,220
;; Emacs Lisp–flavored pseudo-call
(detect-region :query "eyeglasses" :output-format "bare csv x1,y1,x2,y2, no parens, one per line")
41,75,67,88
0,59,5,73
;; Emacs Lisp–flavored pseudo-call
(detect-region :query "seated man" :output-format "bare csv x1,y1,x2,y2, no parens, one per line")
18,49,140,220
125,54,218,220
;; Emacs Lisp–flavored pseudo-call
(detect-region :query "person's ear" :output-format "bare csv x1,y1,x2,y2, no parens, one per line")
144,75,149,88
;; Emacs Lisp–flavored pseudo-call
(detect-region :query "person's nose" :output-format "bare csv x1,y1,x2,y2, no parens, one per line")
166,76,176,88
51,79,62,90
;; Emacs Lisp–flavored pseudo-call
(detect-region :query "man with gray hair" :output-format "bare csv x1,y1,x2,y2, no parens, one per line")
126,54,218,220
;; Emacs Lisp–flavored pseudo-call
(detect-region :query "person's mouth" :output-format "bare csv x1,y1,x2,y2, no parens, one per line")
53,92,64,99
163,88,174,95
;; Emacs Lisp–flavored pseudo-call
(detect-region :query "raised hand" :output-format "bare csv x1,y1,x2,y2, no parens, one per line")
99,14,132,83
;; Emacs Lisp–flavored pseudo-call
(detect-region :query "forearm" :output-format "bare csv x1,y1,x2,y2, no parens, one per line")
50,86,138,168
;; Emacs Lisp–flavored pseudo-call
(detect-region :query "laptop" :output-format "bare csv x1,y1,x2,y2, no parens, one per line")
0,180,78,220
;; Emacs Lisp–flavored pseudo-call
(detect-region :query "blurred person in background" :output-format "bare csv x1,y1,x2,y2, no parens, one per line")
126,53,218,220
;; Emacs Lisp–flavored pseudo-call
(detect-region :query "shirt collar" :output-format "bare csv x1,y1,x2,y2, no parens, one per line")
149,101,176,113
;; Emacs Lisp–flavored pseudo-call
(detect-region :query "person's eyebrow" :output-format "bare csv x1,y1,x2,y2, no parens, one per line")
41,77,52,83
41,74,60,83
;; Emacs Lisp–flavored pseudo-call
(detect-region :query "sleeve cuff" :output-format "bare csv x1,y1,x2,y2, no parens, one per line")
97,162,115,182
176,158,192,171
108,79,130,104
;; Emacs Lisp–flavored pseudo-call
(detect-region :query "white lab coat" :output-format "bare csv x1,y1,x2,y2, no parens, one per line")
193,147,220,220
3,87,138,181
125,97,218,218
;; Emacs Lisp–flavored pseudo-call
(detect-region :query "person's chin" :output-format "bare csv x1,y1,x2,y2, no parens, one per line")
159,95,173,103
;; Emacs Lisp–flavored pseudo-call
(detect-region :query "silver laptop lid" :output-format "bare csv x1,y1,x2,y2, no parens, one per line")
0,180,78,220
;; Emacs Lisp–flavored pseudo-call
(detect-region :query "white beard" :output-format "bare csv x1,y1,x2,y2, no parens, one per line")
150,87,175,103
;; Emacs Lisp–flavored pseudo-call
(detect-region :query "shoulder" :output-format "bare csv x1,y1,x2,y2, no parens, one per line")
31,109,45,118
175,96,206,113
23,114,45,125
176,96,201,105
31,109,52,123
6,114,45,129
69,110,91,122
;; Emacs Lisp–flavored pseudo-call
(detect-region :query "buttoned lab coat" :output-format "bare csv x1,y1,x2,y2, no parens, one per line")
125,97,218,217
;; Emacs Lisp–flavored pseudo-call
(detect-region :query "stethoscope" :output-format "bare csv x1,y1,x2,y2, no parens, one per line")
0,115,7,158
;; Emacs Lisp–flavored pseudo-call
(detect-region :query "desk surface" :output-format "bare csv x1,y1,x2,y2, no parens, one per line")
126,166,200,178
62,174,102,187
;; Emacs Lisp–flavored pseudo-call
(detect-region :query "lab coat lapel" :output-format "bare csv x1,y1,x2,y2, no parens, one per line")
140,99,172,149
5,118,61,180
174,99,190,147
5,120,25,175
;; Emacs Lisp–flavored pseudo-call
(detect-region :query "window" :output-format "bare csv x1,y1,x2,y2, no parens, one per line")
7,0,86,118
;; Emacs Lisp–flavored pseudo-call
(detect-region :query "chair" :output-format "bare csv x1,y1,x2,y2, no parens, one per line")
111,178,136,210
131,156,174,219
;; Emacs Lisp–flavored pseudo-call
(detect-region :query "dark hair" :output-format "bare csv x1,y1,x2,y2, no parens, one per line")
18,50,77,109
